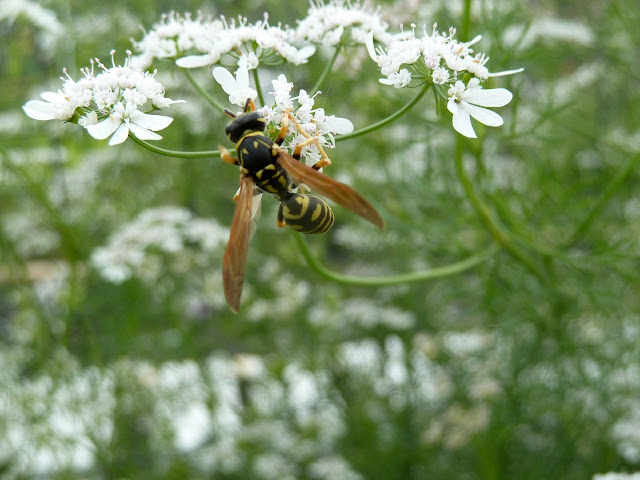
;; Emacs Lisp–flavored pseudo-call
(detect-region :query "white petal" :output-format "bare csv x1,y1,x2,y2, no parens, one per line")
212,67,236,94
129,123,163,141
465,88,513,107
365,32,378,61
447,97,461,116
130,111,173,131
488,68,524,77
297,45,316,60
235,67,249,89
465,103,504,127
22,100,56,120
86,117,121,140
327,117,354,134
40,91,61,103
176,54,217,68
108,123,130,145
449,102,477,138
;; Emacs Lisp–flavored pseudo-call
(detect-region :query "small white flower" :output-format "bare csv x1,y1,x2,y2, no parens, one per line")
86,109,174,146
212,67,257,107
379,68,412,88
237,52,260,70
270,74,294,111
431,66,449,85
78,111,98,127
447,78,513,138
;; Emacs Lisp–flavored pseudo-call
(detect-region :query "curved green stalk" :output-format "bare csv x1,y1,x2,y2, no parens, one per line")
453,139,547,281
566,151,640,247
310,46,341,94
130,135,226,158
182,68,227,113
336,83,430,142
294,232,498,286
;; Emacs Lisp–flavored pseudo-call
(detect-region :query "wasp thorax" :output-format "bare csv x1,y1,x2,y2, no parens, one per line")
225,111,267,143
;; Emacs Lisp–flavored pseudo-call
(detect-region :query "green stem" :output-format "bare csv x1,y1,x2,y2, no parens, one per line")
130,135,225,159
453,139,547,281
566,151,640,247
252,68,266,107
310,46,341,94
1,148,83,260
336,83,430,142
183,68,227,113
461,0,473,41
294,233,497,286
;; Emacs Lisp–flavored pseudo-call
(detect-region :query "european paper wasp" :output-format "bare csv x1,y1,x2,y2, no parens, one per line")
219,99,385,312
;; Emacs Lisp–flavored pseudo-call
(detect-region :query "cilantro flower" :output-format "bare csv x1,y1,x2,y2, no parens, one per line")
23,51,183,146
259,74,353,167
447,78,513,138
212,67,257,107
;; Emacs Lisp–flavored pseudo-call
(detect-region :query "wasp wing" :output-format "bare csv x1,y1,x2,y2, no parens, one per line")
276,151,385,229
223,174,255,313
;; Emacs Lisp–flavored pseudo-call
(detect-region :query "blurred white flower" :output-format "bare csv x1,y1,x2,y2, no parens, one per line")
212,67,257,107
379,68,412,88
169,14,315,70
593,474,640,480
91,206,229,284
295,0,390,46
447,78,513,138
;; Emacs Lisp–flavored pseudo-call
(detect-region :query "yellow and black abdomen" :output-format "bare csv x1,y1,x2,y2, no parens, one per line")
279,193,335,234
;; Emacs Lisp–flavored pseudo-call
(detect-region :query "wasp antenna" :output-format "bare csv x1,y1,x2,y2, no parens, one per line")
223,108,236,118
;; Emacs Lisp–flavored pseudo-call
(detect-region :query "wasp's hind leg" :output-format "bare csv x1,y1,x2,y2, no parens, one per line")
219,145,239,165
277,203,287,228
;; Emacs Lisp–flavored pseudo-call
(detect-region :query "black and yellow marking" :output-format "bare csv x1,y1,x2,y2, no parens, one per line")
279,193,334,234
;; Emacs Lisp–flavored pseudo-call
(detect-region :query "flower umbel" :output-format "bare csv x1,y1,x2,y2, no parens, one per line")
23,50,183,145
366,24,522,137
447,78,513,138
260,74,354,168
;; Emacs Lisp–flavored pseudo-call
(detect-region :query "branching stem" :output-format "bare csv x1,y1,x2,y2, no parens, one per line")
294,232,498,286
336,83,431,142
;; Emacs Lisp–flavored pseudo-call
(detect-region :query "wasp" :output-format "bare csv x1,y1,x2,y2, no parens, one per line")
219,99,385,313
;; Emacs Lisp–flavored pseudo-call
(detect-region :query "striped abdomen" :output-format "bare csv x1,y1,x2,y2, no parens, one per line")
280,193,335,234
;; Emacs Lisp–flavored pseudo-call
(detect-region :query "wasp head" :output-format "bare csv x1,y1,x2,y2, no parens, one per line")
224,99,267,143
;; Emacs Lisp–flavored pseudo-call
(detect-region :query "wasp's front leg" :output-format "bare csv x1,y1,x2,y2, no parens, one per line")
275,112,290,146
219,145,239,165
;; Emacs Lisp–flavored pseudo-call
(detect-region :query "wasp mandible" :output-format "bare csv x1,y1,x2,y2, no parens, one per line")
219,99,385,313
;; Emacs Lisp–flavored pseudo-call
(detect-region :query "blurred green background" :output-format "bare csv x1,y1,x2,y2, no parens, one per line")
2,0,640,479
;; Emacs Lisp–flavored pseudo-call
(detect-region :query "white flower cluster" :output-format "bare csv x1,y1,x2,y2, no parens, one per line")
294,0,390,46
23,51,183,145
367,25,523,137
90,206,229,284
133,1,391,71
261,73,354,167
133,12,315,71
